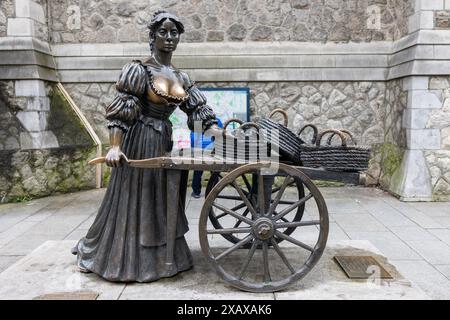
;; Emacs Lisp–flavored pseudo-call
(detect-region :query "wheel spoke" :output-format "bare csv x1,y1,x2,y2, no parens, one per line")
276,220,320,229
231,202,247,212
238,240,258,279
280,217,289,223
207,227,252,234
275,231,314,252
267,176,293,216
215,235,253,261
233,208,250,228
231,181,258,219
214,212,227,219
241,174,252,193
270,199,296,205
271,186,281,194
212,202,253,225
273,193,313,222
271,238,295,274
271,179,295,194
217,195,242,201
277,200,296,205
262,242,271,283
257,172,265,215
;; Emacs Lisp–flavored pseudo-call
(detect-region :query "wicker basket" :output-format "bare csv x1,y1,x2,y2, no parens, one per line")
258,109,304,163
297,124,319,145
213,120,271,162
299,129,371,172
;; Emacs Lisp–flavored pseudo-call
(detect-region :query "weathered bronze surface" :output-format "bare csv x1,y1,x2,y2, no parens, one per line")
72,10,218,283
72,9,365,293
33,291,99,300
334,255,393,279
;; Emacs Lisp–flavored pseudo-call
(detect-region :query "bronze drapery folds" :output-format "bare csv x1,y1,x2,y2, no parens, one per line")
72,10,219,282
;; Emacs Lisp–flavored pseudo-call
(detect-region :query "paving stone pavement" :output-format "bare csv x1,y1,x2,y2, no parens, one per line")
0,187,450,299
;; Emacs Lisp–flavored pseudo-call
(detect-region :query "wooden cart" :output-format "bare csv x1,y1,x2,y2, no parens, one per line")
90,154,362,293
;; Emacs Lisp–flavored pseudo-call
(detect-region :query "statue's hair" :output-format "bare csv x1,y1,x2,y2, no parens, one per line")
147,10,185,52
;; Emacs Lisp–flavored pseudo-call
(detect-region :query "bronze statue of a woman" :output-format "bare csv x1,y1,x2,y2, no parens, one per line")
72,10,219,282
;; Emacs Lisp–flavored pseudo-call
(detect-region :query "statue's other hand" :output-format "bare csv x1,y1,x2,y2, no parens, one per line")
105,146,128,167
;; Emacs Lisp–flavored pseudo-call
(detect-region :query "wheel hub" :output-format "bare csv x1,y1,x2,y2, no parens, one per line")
252,217,275,241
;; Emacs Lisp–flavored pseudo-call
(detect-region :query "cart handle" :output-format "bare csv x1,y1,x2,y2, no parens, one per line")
326,129,357,146
316,129,347,147
269,109,288,127
297,124,319,144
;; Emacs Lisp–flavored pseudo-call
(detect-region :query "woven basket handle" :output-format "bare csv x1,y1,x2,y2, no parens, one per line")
234,122,260,139
223,118,244,130
297,124,319,144
269,109,288,127
316,129,347,147
326,129,356,145
239,122,260,132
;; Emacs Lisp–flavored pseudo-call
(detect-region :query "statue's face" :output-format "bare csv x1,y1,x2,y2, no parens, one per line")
154,19,180,53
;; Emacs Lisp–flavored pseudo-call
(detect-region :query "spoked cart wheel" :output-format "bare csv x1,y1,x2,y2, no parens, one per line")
199,163,329,293
205,171,306,246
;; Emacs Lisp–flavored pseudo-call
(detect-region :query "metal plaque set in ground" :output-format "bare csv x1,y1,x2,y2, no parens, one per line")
334,255,393,279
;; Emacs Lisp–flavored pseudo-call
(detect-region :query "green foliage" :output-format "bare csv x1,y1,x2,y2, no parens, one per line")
13,195,33,203
380,143,404,177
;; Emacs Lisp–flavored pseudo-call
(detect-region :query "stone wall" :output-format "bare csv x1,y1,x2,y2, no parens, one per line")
2,0,450,202
425,76,450,201
0,0,15,37
64,80,390,183
0,81,23,151
49,0,414,44
0,80,96,203
1,0,49,41
0,147,97,203
377,79,407,189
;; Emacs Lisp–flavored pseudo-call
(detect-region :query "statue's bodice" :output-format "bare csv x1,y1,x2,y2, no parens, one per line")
144,62,189,106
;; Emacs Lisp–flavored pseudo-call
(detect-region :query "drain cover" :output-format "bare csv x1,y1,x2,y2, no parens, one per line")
334,255,393,279
33,291,99,300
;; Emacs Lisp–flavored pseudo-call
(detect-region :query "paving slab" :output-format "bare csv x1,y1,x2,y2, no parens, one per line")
393,260,450,300
382,198,444,229
406,240,450,265
360,239,422,261
0,234,64,256
327,222,350,240
0,241,125,300
410,202,450,217
435,265,450,280
324,198,367,215
429,217,450,228
428,229,450,246
389,226,439,241
359,199,417,227
0,255,23,272
0,221,40,246
0,240,429,300
334,214,388,232
274,240,428,300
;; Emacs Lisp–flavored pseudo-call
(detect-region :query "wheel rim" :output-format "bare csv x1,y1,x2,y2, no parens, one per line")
205,170,306,245
199,163,329,293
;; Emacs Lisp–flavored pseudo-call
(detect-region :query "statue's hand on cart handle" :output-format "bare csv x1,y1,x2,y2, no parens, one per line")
105,146,129,167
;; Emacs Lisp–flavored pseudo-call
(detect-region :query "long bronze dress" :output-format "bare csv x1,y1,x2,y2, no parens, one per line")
73,60,217,282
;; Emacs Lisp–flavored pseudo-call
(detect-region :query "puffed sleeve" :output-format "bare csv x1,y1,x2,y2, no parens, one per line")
105,60,147,132
179,73,218,131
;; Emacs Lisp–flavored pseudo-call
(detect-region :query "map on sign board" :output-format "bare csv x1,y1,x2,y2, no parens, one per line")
169,88,250,150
